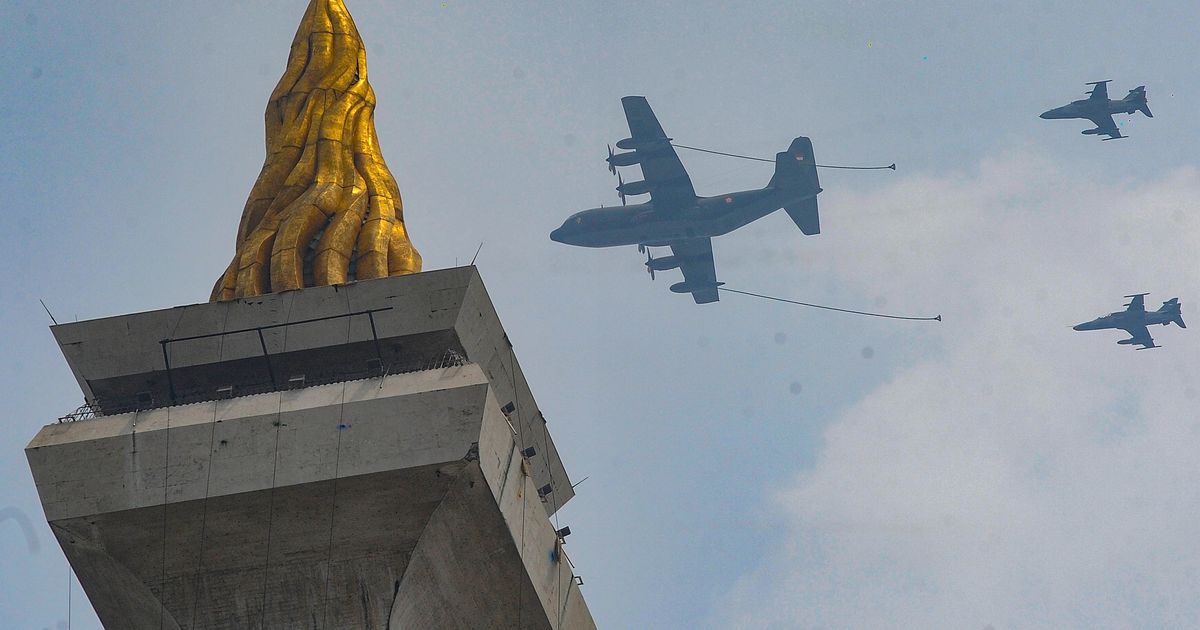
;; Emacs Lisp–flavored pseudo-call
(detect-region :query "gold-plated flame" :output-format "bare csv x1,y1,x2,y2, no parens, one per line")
212,0,420,301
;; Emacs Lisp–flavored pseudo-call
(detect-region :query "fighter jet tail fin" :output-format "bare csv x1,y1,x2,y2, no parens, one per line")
1126,86,1153,117
1159,298,1185,328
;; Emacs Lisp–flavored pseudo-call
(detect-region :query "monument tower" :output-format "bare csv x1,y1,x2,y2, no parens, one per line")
25,1,594,627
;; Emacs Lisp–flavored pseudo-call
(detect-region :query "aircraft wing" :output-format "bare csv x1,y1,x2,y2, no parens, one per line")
1086,80,1110,100
1123,293,1147,313
668,237,720,304
621,96,697,207
1087,113,1122,139
1120,324,1156,349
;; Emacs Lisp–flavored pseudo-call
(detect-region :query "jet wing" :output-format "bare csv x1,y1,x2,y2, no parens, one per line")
621,96,697,207
1119,324,1156,349
1123,293,1147,313
1086,80,1110,101
668,237,721,304
1086,113,1122,139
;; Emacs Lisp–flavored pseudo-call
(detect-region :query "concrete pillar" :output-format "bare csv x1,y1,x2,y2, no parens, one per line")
27,268,594,629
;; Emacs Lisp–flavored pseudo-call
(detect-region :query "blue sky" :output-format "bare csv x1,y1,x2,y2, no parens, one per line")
3,1,1199,628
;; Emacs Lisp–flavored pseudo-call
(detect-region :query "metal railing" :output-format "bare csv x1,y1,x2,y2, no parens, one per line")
56,348,470,422
159,307,395,404
58,403,98,423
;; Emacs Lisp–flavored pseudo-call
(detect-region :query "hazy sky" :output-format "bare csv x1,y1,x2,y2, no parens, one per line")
3,1,1199,628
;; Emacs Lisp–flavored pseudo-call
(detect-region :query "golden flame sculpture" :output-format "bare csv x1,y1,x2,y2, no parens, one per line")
212,0,420,301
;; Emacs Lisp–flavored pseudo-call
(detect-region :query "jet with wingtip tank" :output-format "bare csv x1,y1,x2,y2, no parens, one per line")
1040,80,1152,140
1073,293,1185,349
550,96,822,304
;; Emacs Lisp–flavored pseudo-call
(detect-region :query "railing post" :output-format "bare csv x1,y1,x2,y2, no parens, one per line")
160,339,177,404
257,328,277,390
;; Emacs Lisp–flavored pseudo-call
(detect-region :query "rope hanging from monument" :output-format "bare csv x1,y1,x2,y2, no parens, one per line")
720,287,942,322
671,143,896,170
320,287,355,628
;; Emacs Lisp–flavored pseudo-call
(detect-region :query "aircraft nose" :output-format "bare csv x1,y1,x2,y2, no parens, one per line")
550,225,568,243
1039,110,1053,119
1072,323,1084,330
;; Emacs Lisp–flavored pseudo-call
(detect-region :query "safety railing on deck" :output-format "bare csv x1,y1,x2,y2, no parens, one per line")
56,347,469,422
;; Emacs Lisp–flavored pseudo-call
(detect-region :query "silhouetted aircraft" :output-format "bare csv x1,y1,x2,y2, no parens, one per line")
1073,293,1185,349
550,96,822,304
1040,80,1152,140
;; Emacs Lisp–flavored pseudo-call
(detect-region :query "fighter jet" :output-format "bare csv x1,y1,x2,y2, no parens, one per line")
550,96,822,304
1040,80,1152,140
1073,293,1185,349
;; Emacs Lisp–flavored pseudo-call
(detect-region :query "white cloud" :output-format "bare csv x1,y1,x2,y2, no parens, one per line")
722,148,1200,629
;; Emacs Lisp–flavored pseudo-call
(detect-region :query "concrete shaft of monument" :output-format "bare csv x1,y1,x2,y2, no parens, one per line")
27,268,595,629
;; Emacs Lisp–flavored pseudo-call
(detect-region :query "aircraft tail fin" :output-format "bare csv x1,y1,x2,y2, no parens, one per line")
1127,86,1153,117
771,137,822,235
769,137,819,191
1160,298,1185,328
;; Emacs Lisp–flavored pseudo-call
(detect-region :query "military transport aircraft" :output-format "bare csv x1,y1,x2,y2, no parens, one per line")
550,96,822,304
1040,80,1152,140
1073,293,1185,349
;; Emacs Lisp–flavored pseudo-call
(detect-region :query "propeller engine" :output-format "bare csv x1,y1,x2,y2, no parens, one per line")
616,177,652,200
641,248,681,280
606,146,643,173
616,136,673,151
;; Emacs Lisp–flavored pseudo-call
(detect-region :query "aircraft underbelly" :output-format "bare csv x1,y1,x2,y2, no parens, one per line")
578,193,783,247
638,207,772,243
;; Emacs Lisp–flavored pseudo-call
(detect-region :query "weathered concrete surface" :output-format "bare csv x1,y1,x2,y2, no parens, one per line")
49,267,572,515
29,365,594,629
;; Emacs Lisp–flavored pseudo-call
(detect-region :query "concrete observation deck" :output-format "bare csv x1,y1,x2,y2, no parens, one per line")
27,267,594,629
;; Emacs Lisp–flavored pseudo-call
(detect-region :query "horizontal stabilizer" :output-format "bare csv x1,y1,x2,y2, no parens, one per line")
783,198,821,235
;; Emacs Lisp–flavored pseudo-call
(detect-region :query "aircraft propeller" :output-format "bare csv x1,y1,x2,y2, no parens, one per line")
607,145,616,175
644,248,655,280
617,173,626,205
